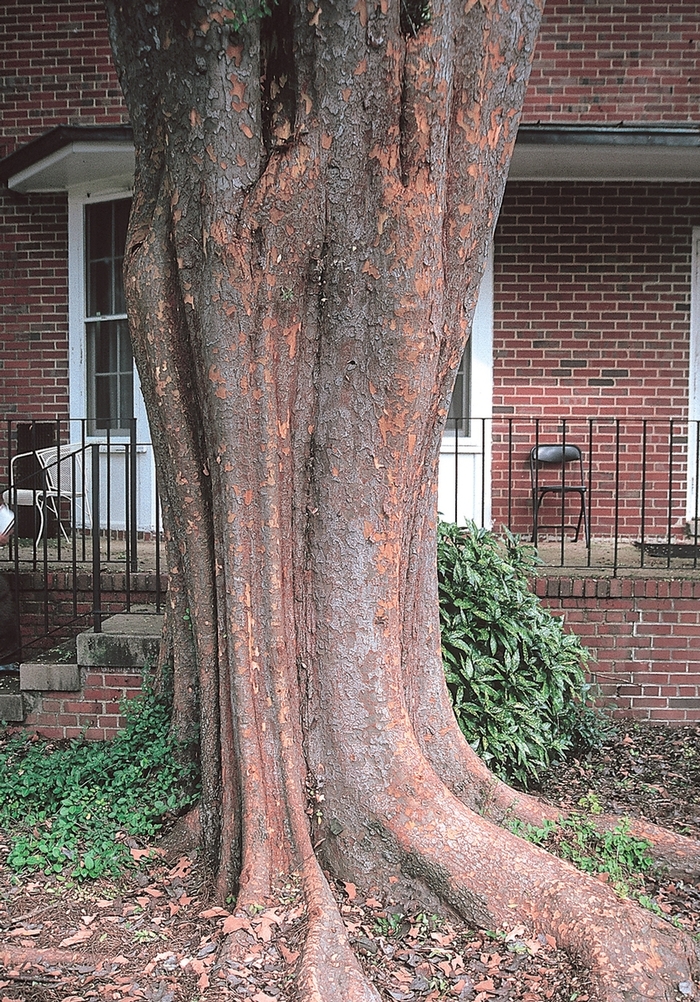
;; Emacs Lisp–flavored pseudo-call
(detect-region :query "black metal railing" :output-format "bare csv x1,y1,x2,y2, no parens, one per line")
2,417,163,662
441,415,700,575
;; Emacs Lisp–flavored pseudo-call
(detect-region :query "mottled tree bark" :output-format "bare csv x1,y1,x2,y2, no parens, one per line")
104,2,699,998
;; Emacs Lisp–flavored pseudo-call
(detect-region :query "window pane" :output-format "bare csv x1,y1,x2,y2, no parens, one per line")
113,201,129,314
86,198,130,318
85,199,132,432
447,341,472,432
88,260,111,316
86,319,133,431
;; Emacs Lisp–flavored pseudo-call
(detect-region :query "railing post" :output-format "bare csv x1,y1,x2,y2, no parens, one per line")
666,418,675,569
92,443,102,634
560,419,567,567
154,460,162,614
613,419,621,577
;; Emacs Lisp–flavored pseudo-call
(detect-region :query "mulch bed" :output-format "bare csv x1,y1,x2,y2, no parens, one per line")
1,720,698,1001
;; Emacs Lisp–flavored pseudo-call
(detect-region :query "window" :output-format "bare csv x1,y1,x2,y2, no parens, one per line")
447,341,472,434
443,251,493,441
84,199,132,434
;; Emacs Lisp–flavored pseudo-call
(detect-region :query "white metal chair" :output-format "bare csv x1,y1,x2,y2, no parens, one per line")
3,443,91,542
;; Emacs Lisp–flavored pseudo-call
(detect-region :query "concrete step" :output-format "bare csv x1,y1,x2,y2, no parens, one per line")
76,613,162,668
0,691,24,722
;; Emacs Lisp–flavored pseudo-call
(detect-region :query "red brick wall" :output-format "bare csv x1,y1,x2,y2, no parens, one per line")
0,1,127,160
22,669,142,741
523,1,700,124
490,181,700,537
1,192,70,424
494,182,698,417
0,1,128,445
537,576,700,722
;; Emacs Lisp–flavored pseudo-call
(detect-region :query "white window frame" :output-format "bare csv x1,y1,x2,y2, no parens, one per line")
68,183,149,444
441,249,494,453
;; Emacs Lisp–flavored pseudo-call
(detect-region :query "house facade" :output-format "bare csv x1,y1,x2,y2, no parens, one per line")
2,2,700,723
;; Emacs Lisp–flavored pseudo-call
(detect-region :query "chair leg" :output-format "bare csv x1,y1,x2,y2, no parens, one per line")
531,492,540,543
35,497,45,544
573,492,590,546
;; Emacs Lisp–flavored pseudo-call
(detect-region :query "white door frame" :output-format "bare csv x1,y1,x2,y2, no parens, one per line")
688,228,700,524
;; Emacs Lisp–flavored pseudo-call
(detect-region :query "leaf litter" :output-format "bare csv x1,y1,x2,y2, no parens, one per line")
0,720,698,1000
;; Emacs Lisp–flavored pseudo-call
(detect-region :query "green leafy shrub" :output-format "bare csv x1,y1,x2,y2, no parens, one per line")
438,520,605,786
0,673,199,880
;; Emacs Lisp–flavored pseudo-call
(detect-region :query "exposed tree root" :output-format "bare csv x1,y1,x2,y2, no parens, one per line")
413,688,700,881
294,863,382,1002
363,760,700,1002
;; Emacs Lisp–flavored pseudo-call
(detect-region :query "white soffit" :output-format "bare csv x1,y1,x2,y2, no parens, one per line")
7,141,135,193
510,134,700,182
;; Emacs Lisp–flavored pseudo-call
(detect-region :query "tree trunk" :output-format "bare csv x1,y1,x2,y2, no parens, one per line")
104,2,699,998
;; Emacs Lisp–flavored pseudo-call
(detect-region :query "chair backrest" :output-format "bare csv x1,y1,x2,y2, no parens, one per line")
9,450,49,492
529,444,585,484
35,444,87,496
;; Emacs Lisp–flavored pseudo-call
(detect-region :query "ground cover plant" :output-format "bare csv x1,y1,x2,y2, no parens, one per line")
437,520,605,786
1,719,698,1000
0,676,198,881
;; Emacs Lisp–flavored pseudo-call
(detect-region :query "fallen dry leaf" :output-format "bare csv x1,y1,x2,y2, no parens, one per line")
199,906,229,919
59,927,93,948
253,910,279,943
278,942,300,964
222,915,251,934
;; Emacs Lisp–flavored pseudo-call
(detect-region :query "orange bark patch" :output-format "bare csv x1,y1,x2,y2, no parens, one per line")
226,42,243,64
353,0,368,27
230,77,247,112
283,322,301,359
208,365,228,400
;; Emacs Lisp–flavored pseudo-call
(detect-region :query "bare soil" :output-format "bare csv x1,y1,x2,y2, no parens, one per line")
0,720,698,1002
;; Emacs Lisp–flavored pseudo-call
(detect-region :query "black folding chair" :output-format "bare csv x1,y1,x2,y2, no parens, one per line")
530,444,590,546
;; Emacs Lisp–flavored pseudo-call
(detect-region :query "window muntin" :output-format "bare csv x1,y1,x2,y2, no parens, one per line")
85,199,132,433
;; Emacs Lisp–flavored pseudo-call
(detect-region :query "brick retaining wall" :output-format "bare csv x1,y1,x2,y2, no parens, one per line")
21,668,143,741
13,569,166,658
536,576,700,722
9,572,700,732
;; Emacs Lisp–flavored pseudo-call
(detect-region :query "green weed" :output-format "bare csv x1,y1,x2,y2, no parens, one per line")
0,672,199,880
510,813,654,898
